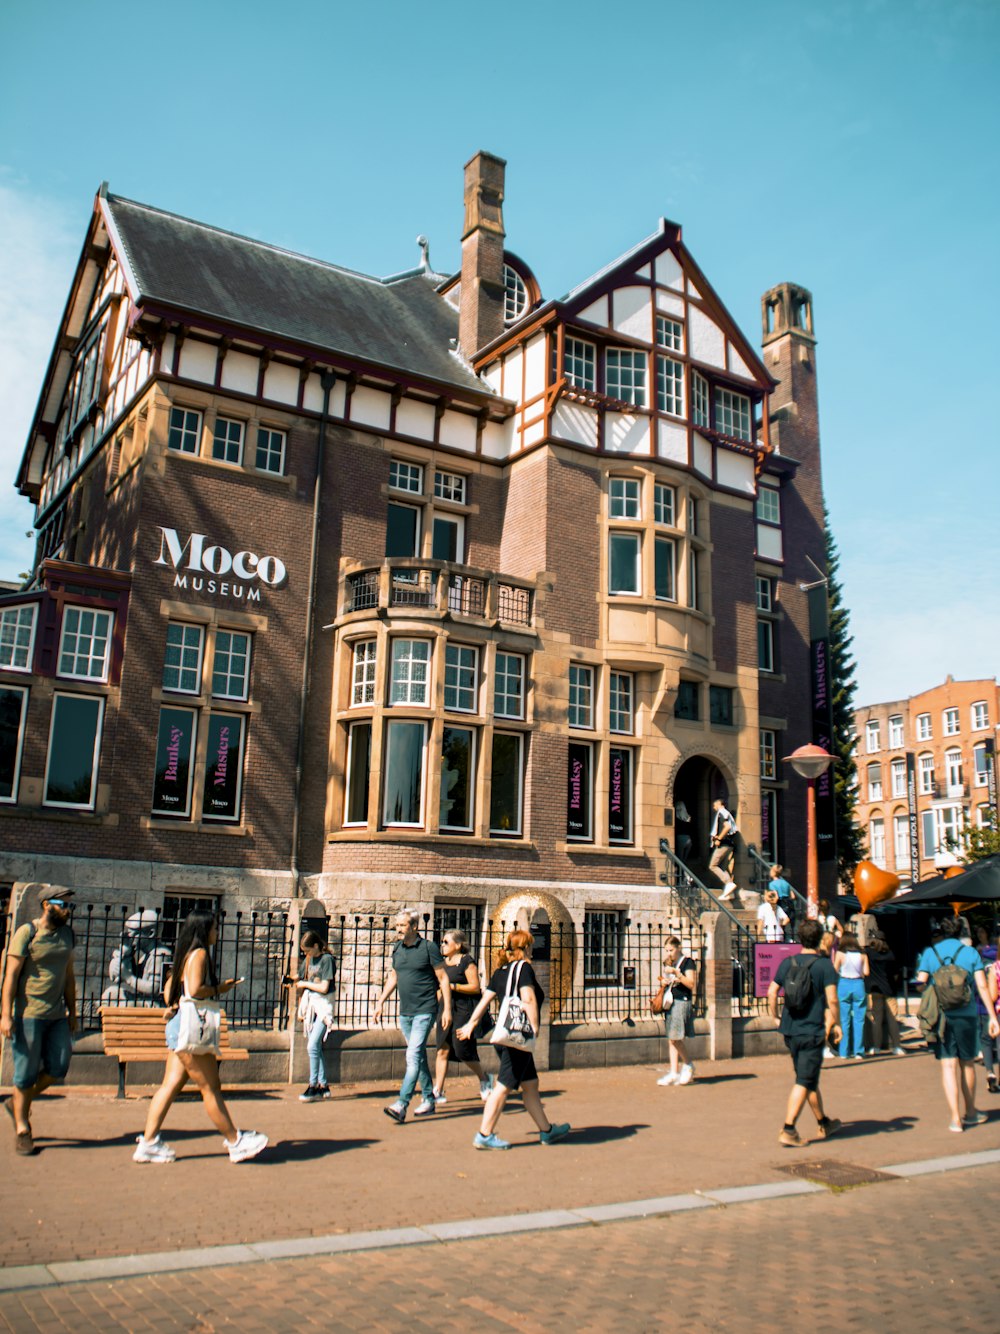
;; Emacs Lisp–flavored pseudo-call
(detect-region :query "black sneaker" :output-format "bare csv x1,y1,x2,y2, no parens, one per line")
317,1085,332,1100
299,1085,322,1103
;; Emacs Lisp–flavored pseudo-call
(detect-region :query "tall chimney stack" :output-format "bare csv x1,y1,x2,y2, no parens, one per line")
459,151,506,360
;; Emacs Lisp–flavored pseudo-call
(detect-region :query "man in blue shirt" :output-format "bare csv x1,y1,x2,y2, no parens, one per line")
769,864,796,936
916,916,999,1133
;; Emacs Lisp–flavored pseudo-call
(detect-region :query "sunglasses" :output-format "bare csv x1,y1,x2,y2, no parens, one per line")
46,899,70,908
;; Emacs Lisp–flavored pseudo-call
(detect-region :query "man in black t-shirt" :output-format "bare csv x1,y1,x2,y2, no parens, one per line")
374,911,451,1124
767,918,842,1148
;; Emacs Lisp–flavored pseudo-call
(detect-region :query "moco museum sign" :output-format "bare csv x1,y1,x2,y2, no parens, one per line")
153,527,287,602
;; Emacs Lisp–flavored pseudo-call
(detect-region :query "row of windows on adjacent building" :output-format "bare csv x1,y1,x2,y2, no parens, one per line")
863,704,992,752
557,325,759,443
168,406,287,476
867,804,995,870
0,609,253,824
863,746,993,802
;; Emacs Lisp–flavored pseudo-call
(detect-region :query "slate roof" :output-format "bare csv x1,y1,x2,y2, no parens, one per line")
103,194,487,397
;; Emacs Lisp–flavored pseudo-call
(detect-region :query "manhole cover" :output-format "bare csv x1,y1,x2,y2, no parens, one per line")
778,1159,897,1189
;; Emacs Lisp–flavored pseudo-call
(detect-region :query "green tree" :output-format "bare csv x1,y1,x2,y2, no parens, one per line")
825,506,866,884
960,820,1000,862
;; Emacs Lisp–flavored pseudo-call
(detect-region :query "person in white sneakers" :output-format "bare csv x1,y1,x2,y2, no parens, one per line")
431,929,495,1106
656,937,698,1087
707,799,738,901
133,911,267,1164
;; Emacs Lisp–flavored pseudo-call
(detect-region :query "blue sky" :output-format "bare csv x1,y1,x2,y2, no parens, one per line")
1,0,997,705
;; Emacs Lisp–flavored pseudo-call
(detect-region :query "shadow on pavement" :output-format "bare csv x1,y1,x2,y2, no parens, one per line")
32,1127,210,1151
262,1137,378,1163
685,1073,756,1086
562,1123,648,1144
824,1116,919,1140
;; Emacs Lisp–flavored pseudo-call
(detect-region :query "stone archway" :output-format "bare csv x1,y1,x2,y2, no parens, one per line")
491,889,575,1020
671,754,736,883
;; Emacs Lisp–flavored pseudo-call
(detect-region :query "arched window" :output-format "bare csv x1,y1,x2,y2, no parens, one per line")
502,264,528,324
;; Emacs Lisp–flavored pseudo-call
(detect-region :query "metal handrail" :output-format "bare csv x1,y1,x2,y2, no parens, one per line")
658,842,753,941
746,843,808,908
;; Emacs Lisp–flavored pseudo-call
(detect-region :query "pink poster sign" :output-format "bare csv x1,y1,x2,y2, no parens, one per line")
753,942,802,997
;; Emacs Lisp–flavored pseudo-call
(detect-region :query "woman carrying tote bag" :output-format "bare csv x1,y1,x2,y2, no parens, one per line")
456,929,569,1151
133,910,268,1164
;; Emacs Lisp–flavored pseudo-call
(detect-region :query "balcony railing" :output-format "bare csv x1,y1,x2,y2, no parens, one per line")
345,561,534,628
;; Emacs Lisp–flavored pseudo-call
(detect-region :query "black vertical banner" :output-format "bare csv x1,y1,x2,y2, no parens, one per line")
985,738,998,829
905,751,921,882
807,585,836,861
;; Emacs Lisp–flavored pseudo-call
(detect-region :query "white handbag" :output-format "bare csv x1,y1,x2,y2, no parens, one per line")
490,960,537,1053
175,992,222,1055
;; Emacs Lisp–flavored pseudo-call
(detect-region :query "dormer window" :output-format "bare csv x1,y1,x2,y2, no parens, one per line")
503,265,528,324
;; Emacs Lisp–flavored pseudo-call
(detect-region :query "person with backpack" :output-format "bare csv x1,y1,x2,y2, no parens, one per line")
373,910,451,1124
1,889,78,1157
767,917,842,1148
916,916,999,1133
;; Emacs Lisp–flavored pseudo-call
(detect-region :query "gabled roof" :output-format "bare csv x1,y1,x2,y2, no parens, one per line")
102,193,487,396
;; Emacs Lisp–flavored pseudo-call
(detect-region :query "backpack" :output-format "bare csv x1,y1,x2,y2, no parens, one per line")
783,955,815,1014
917,945,972,1043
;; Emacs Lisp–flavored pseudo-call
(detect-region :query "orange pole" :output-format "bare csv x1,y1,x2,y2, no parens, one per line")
806,776,819,919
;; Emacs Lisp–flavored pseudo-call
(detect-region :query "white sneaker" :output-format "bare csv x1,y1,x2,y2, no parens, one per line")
822,1047,835,1059
479,1074,496,1101
133,1134,175,1164
657,1072,678,1086
225,1129,268,1163
678,1064,695,1085
432,1088,447,1104
719,883,737,902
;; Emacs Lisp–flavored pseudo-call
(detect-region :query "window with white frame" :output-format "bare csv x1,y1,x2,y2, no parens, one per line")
758,618,774,673
865,720,881,753
971,700,989,731
606,349,646,407
444,644,478,713
167,407,201,454
713,387,752,440
923,804,962,857
691,371,709,427
162,623,205,694
943,707,960,736
918,752,935,794
891,757,906,797
389,459,423,493
439,726,475,832
653,483,676,527
977,803,994,829
58,607,113,682
756,486,781,526
888,714,904,748
434,470,466,504
656,357,684,416
0,605,37,671
973,743,989,787
584,909,624,982
916,713,932,741
569,664,594,729
344,720,371,826
609,477,641,519
0,685,29,803
212,417,244,465
494,652,524,719
867,763,883,801
43,693,104,811
893,814,910,867
869,816,885,867
945,748,962,789
655,316,684,352
383,719,426,827
760,729,776,780
351,639,378,707
211,631,251,701
255,427,285,475
390,639,430,706
655,536,676,601
490,732,523,836
608,532,641,595
755,576,773,613
609,671,634,735
563,337,596,391
503,265,528,324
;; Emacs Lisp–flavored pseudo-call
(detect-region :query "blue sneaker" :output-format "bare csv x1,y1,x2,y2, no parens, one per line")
473,1131,511,1150
539,1122,570,1145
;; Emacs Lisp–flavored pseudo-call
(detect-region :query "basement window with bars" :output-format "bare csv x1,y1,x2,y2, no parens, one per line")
584,910,624,983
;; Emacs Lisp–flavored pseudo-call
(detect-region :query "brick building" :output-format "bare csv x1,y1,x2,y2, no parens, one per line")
0,151,831,950
854,677,999,883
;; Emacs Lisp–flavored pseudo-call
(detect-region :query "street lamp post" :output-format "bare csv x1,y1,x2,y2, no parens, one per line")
783,743,835,919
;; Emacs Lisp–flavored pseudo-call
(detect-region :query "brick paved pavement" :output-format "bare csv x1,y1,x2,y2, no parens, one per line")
0,1163,997,1332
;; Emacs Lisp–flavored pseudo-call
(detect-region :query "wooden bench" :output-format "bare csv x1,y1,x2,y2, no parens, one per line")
100,1006,250,1098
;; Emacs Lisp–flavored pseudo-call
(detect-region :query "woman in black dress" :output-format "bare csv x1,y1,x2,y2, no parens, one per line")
432,929,495,1104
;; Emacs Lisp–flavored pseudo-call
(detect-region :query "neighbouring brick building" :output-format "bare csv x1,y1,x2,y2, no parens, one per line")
0,150,832,967
854,677,999,883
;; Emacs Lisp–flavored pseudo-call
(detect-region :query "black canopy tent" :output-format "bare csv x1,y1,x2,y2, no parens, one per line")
893,855,1000,906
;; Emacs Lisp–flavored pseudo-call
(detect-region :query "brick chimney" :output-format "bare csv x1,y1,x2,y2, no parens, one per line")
459,151,506,360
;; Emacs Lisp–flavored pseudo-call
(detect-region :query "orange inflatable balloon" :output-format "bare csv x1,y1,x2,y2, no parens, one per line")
853,860,901,912
943,865,966,880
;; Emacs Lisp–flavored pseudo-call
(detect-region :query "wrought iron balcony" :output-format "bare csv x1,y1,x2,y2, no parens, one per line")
343,560,535,628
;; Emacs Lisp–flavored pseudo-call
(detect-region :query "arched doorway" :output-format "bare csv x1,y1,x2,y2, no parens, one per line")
671,757,734,883
490,890,575,1020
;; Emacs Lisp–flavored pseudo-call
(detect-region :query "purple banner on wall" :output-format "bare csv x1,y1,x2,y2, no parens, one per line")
151,707,196,818
808,591,836,863
754,941,802,997
608,746,632,844
906,751,920,881
202,713,245,823
567,742,592,839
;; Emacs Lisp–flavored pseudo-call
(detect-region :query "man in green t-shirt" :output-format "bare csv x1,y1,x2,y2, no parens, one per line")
1,890,78,1156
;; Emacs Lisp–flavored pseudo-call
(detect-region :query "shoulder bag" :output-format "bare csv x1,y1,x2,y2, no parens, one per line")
650,981,674,1015
175,963,222,1056
490,961,536,1053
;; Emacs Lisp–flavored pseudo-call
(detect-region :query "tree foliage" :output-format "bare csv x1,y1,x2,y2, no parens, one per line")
825,506,866,884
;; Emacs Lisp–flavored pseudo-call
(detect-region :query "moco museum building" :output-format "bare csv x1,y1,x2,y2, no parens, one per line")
0,152,829,945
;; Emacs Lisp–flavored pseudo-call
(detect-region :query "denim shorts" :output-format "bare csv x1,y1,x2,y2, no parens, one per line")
936,1014,980,1062
165,1011,181,1051
11,1015,73,1089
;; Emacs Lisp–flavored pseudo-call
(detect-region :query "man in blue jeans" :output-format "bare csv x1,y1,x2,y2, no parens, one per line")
373,911,451,1123
1,889,78,1156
